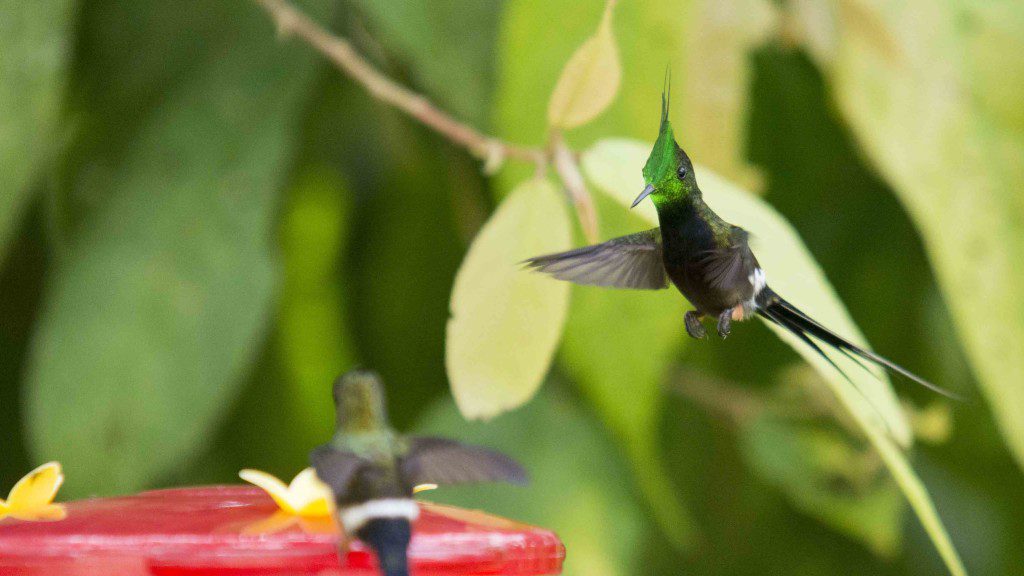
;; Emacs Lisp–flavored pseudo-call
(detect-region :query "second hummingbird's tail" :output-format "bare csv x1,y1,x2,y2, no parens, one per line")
755,287,959,399
356,517,412,576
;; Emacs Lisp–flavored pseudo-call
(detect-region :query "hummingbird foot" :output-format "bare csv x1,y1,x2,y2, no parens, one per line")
717,309,732,339
684,311,707,339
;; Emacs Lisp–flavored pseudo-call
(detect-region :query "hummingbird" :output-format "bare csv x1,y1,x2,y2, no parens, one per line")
311,370,528,576
525,85,955,399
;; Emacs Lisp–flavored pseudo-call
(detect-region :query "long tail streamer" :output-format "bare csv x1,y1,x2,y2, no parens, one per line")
756,287,960,400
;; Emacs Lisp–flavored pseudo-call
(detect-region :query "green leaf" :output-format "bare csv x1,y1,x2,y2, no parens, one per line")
495,0,771,186
278,167,357,448
583,138,966,575
559,193,694,547
740,413,903,556
495,0,675,145
26,0,330,496
793,0,1024,494
416,388,646,576
0,0,74,261
546,0,621,129
446,178,571,418
349,0,503,125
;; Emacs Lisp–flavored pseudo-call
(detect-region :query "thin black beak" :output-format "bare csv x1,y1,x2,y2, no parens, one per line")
632,184,656,208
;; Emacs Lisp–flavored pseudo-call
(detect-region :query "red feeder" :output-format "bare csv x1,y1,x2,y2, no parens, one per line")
0,486,564,575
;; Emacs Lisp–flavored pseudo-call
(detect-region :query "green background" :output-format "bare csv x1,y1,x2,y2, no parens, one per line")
2,1,1022,575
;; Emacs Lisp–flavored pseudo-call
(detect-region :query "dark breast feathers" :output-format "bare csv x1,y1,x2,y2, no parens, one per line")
661,216,759,316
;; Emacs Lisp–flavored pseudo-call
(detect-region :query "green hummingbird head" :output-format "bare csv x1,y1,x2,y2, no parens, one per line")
332,370,390,434
633,77,698,209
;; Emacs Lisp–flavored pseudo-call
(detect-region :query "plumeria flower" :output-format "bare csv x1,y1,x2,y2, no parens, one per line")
0,462,66,522
239,467,334,517
239,467,440,519
238,468,439,536
240,510,338,537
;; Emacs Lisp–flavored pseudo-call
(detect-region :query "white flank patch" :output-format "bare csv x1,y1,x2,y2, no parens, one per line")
341,498,420,532
742,268,768,316
748,268,767,294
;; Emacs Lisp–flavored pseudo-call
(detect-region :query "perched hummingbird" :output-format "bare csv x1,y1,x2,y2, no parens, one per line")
526,86,954,399
311,370,528,576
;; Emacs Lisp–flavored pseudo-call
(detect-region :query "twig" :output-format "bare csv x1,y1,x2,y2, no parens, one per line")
254,0,545,168
551,133,599,243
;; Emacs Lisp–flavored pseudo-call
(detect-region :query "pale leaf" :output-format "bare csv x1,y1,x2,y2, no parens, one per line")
679,0,774,190
446,179,572,419
797,0,1024,502
546,0,621,129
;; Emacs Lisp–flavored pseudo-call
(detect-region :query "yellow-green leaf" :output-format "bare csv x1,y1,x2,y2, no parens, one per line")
583,138,965,575
794,0,1024,504
446,179,572,419
546,0,621,129
678,0,774,191
495,0,774,190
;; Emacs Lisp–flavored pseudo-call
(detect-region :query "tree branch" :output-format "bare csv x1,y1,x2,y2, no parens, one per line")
254,0,545,168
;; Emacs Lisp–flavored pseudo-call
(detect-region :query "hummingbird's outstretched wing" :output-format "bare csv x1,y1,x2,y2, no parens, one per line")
401,437,528,487
523,228,668,289
310,445,368,498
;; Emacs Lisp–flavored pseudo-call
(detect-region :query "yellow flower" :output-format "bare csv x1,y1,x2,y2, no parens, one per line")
240,511,339,536
239,467,334,517
0,462,66,522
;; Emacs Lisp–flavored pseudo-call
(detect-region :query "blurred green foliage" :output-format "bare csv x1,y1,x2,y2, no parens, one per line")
2,1,1024,575
560,193,692,546
0,0,73,257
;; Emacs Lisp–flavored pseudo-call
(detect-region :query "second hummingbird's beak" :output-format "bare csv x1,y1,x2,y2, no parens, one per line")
632,184,656,208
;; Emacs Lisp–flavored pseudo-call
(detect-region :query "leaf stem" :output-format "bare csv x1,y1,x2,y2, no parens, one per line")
550,132,599,243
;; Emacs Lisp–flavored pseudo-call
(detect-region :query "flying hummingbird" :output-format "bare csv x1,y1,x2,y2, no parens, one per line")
311,370,528,576
525,85,955,399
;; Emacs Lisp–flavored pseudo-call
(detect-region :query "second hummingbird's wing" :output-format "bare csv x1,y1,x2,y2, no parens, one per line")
401,437,528,487
523,228,668,289
310,445,368,499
